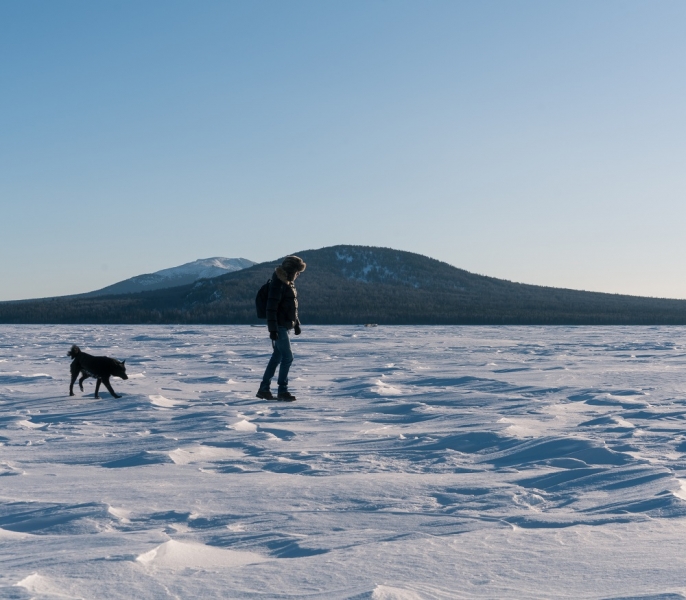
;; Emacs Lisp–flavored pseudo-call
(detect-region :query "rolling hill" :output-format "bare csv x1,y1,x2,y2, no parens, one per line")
2,245,686,325
83,257,256,296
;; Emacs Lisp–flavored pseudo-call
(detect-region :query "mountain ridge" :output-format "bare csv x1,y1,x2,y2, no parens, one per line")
83,257,256,297
2,245,686,324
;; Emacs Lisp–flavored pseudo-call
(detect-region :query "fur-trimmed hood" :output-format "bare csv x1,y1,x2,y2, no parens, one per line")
281,255,306,277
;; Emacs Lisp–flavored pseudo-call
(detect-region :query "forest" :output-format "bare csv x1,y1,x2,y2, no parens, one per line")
2,245,686,325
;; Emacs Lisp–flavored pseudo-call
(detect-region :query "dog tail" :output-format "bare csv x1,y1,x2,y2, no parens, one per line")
67,345,81,359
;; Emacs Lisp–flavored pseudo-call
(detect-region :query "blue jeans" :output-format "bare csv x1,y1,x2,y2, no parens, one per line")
260,326,293,394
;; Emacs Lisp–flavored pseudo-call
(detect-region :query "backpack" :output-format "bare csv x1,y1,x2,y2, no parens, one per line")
255,279,271,319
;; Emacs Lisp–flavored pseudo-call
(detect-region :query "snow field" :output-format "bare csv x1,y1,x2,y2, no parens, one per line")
0,325,685,599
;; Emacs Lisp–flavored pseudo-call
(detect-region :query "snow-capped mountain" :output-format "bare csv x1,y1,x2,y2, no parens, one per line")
84,257,256,297
6,245,686,324
150,258,256,282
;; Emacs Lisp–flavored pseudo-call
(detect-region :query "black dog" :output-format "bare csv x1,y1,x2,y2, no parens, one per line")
68,345,128,399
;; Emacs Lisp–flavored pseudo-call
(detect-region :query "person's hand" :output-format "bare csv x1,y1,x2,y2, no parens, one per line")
294,324,301,336
269,331,279,341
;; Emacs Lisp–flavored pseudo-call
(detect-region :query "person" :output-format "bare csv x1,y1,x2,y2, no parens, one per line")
256,255,306,401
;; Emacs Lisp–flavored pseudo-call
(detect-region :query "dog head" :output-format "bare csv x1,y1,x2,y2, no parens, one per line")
114,359,128,380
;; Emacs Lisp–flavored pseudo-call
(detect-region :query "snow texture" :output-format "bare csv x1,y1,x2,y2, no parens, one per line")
1,325,686,599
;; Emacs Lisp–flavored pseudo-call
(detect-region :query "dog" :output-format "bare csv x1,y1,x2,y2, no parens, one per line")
68,345,128,399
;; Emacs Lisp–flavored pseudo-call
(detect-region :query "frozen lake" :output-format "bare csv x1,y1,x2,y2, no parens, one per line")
1,325,686,599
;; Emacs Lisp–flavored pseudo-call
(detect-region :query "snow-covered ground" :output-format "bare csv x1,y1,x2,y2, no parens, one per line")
1,325,685,599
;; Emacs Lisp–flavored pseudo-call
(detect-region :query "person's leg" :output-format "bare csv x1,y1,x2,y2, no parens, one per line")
276,327,293,395
259,338,282,393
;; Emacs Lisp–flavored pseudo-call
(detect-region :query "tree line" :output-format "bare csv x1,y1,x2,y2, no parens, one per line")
2,245,686,325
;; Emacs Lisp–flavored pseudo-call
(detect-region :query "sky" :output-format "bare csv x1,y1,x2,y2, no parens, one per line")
1,0,685,301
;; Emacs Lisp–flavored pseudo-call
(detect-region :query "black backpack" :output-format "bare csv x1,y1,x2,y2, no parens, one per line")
255,279,271,319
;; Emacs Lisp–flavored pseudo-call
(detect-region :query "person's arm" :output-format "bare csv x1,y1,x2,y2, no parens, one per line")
266,278,283,337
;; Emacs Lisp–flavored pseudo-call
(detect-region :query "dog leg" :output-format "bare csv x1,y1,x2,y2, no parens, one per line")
94,378,102,399
102,376,121,399
69,370,79,396
78,372,90,392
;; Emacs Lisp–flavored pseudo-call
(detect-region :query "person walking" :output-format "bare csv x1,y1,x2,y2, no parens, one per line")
256,255,306,401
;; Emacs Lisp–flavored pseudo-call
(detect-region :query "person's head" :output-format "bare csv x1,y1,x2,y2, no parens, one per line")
281,255,306,281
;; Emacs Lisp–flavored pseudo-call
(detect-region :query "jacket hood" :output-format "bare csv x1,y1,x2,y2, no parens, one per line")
281,255,306,278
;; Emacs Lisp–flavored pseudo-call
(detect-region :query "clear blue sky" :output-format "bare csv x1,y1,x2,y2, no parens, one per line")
2,1,685,301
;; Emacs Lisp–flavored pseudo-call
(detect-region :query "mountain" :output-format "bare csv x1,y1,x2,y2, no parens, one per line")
84,257,256,296
2,245,686,324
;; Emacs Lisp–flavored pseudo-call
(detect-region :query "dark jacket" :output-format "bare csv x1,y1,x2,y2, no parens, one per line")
266,267,300,333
